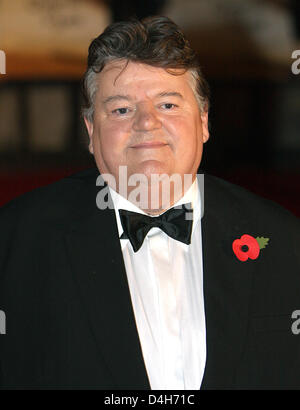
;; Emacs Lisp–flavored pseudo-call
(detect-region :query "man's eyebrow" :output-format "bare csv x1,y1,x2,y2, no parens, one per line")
102,92,184,105
156,91,184,99
102,95,132,105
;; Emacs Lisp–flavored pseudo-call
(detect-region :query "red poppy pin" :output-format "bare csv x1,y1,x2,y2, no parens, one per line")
232,234,269,262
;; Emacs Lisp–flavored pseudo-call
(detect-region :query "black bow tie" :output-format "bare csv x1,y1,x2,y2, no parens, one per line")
119,204,193,252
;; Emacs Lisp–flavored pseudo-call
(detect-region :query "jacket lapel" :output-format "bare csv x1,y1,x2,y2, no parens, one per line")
200,173,254,389
64,172,150,389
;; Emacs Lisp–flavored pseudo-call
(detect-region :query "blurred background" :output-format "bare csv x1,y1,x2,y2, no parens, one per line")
0,0,299,216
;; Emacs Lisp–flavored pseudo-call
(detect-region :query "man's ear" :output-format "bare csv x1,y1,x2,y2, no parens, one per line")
201,111,210,143
84,117,94,154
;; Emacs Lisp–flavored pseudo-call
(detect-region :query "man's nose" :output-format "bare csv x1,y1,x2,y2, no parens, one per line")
132,105,162,132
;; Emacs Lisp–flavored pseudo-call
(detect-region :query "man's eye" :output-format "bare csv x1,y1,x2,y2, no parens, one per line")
161,103,177,109
112,107,130,115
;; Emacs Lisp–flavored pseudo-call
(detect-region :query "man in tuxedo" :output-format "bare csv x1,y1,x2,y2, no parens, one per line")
0,16,300,390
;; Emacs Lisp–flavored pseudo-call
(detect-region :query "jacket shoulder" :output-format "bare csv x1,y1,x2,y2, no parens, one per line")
0,167,100,221
204,172,299,225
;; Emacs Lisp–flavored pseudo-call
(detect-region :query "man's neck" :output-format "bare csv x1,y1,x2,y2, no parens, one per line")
113,174,197,216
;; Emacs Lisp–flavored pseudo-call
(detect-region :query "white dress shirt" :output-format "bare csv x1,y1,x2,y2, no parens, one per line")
109,178,206,390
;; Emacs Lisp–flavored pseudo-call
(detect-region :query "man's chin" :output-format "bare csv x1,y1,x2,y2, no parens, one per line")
128,160,172,180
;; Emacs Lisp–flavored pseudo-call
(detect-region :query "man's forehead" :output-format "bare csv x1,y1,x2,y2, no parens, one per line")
97,60,191,95
99,59,187,81
101,58,129,74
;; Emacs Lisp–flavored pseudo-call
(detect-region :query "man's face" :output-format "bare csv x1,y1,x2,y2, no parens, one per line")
85,60,209,189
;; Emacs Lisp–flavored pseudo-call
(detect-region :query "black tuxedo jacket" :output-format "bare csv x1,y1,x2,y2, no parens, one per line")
0,167,300,389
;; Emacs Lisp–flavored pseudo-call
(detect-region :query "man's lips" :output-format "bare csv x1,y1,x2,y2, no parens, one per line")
130,141,168,149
